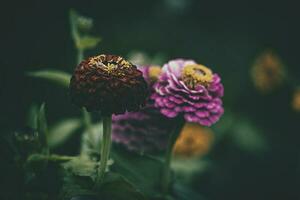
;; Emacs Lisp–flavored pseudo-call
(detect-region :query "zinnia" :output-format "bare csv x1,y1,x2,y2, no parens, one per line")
173,123,214,158
69,54,148,115
251,50,285,93
151,59,224,126
112,65,172,153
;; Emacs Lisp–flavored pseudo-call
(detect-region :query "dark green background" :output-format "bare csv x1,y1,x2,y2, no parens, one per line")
1,0,299,200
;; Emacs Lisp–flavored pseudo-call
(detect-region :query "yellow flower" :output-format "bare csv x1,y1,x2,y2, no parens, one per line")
292,89,300,112
148,66,162,81
251,50,285,93
173,123,214,158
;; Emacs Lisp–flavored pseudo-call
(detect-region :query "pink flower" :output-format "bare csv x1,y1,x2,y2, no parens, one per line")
151,59,224,126
112,65,172,153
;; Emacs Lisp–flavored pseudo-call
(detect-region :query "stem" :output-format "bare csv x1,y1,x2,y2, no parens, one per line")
77,48,84,64
69,9,84,65
161,118,185,195
27,154,75,163
97,116,112,182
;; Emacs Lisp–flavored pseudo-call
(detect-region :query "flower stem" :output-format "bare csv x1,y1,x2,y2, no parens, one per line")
77,48,84,64
161,118,185,195
97,116,112,182
27,154,75,163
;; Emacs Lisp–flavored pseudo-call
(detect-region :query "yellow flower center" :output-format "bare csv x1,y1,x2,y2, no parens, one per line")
148,66,162,80
182,64,213,88
87,54,133,75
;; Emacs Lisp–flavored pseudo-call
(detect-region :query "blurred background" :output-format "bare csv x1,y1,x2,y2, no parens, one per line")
1,0,299,200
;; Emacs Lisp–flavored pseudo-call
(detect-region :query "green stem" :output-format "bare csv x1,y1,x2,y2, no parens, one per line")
161,118,185,195
97,116,112,182
82,108,92,128
77,48,84,64
70,9,84,65
27,154,75,163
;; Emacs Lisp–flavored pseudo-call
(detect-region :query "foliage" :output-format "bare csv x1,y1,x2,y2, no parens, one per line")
48,118,82,148
27,70,71,88
8,7,282,200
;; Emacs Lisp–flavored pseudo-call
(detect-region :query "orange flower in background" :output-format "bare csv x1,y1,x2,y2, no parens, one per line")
173,123,214,158
251,50,285,93
292,89,300,112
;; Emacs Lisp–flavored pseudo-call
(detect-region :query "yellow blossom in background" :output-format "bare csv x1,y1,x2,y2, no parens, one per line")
292,89,300,112
251,50,285,93
148,66,162,81
173,123,214,158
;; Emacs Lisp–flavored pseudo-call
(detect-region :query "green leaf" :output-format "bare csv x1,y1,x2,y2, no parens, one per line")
232,119,268,153
171,159,211,183
62,156,98,181
48,118,82,148
76,15,93,32
37,103,48,149
80,122,103,156
27,70,71,88
99,173,146,200
76,36,101,50
60,165,96,200
59,155,146,200
111,147,164,197
70,9,93,32
26,104,39,129
82,108,92,130
60,157,115,200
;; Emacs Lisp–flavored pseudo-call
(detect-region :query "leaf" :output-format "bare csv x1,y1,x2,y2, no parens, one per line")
82,108,92,130
76,36,101,50
62,156,98,181
26,104,39,129
48,118,82,148
76,15,93,32
27,70,71,88
80,122,103,156
70,9,93,32
37,103,48,149
60,167,96,200
111,147,164,197
60,157,118,200
99,173,146,200
171,158,211,182
60,156,98,199
232,119,268,153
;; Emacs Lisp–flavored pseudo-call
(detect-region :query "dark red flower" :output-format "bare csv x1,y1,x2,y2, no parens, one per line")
69,54,148,115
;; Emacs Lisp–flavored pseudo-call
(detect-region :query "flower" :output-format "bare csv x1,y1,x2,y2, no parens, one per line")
151,59,224,126
173,123,214,158
138,65,162,84
69,54,148,115
251,50,285,93
112,110,172,153
292,89,300,112
112,65,172,153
